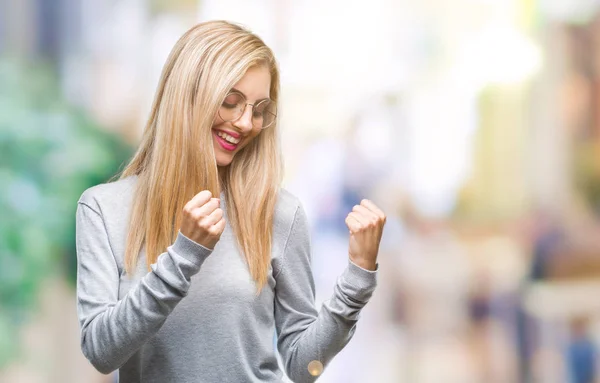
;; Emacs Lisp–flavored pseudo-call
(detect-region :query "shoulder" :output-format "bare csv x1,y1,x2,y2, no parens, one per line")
272,188,311,246
271,188,312,275
274,187,303,226
78,175,138,214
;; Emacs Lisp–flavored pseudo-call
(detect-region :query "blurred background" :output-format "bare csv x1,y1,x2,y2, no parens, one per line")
3,0,600,382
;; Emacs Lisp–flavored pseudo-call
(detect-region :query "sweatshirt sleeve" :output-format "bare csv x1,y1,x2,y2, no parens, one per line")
273,203,378,383
75,201,212,374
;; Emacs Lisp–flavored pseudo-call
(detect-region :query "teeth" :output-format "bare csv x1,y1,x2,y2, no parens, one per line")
217,131,240,144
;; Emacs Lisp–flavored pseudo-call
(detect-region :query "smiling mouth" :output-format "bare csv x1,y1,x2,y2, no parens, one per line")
213,130,240,151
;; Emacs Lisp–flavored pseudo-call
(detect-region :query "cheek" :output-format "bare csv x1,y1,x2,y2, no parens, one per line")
241,130,261,148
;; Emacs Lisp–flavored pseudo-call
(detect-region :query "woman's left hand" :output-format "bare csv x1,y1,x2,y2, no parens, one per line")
344,199,386,271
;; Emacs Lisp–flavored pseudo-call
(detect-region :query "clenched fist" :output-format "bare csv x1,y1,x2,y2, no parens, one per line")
345,199,386,271
180,190,226,250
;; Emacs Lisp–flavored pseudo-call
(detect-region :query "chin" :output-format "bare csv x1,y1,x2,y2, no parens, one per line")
213,139,234,167
215,148,237,166
215,156,233,167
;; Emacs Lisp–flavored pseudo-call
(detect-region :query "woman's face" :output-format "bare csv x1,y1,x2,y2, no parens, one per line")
212,65,272,167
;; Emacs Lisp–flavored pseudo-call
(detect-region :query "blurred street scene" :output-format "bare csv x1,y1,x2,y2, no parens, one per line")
3,0,600,382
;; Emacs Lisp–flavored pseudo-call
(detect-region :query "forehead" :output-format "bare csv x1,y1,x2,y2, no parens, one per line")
231,65,271,101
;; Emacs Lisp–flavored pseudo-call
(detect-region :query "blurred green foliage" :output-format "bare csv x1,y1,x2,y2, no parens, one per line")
0,58,133,368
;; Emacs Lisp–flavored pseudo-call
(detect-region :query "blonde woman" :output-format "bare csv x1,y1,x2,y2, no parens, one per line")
75,20,386,383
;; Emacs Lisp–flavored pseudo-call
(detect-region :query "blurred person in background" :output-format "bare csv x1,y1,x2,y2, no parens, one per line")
392,198,475,382
567,317,597,383
75,20,387,383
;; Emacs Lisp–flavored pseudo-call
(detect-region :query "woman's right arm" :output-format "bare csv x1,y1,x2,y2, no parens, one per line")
75,201,213,374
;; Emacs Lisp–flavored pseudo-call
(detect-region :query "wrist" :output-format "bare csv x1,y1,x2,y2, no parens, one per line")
349,256,377,271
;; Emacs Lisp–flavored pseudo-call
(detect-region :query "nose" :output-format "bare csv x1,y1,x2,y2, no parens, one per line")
232,104,253,133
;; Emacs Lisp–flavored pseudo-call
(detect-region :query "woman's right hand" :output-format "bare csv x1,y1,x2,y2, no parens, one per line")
180,190,226,250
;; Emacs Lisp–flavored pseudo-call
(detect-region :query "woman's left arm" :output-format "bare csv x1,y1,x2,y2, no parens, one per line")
274,201,384,383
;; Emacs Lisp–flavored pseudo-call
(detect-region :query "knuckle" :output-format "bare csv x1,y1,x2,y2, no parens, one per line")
197,219,209,229
191,210,203,221
208,226,221,236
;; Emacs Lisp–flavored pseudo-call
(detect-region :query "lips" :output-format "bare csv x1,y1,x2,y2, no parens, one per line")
217,129,240,139
213,130,239,151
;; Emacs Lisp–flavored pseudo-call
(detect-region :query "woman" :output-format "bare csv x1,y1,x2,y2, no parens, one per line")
75,20,386,383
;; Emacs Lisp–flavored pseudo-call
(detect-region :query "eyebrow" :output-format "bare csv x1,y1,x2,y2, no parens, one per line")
230,87,270,103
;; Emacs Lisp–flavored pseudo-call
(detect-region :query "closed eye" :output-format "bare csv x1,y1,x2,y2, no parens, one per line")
222,102,238,109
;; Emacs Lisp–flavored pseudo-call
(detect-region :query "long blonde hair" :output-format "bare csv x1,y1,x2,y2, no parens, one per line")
115,20,282,290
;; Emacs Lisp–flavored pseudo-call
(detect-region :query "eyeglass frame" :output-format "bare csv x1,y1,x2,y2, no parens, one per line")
217,90,277,130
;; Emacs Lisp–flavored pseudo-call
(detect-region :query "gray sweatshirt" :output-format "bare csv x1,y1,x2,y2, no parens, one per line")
75,175,377,383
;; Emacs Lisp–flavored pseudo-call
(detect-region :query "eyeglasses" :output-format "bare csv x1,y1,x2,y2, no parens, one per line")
218,91,277,130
